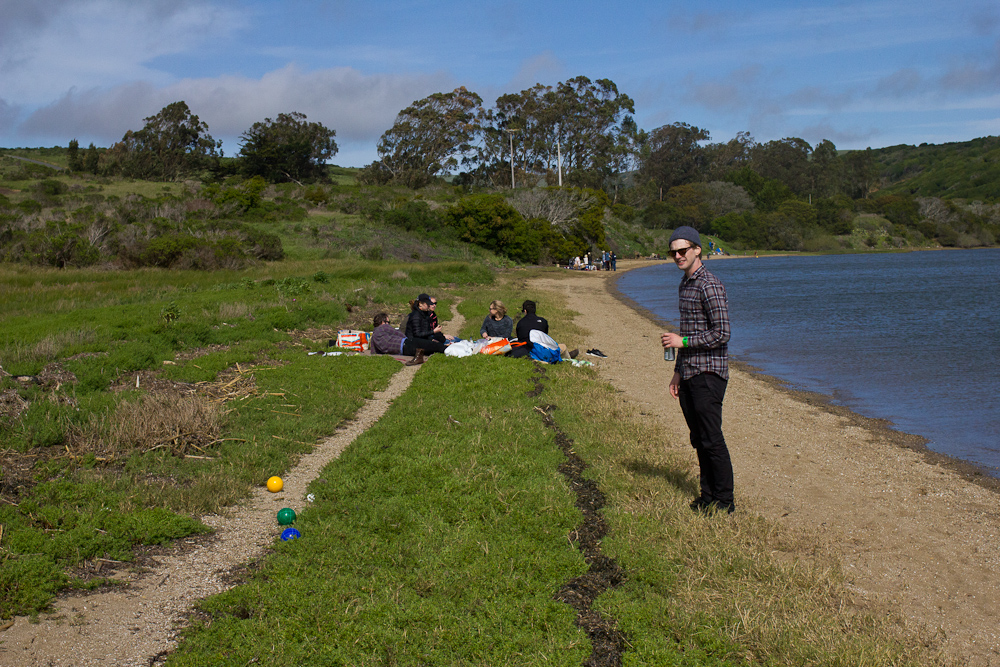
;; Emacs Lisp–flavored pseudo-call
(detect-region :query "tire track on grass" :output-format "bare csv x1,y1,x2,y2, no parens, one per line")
528,365,628,667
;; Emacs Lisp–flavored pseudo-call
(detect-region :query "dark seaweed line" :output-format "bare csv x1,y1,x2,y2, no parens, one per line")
529,366,628,667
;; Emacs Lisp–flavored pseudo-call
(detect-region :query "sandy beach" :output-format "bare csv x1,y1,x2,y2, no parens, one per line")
533,259,1000,665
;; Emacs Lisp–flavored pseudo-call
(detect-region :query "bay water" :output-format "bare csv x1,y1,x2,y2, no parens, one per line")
617,249,1000,477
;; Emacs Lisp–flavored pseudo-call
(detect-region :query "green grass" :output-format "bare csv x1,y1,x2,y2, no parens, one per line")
0,259,494,617
270,211,510,265
0,258,944,664
163,276,942,666
544,369,935,666
169,358,591,666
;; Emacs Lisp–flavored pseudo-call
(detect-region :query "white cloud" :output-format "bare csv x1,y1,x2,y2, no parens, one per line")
684,66,763,114
493,52,565,99
939,39,1000,93
17,65,455,159
875,69,925,98
0,0,249,104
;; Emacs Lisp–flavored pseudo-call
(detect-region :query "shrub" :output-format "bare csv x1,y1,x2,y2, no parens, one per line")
446,194,540,264
139,234,201,267
384,199,442,231
34,179,68,198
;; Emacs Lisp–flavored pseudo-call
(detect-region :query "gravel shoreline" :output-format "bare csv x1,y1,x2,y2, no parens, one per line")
534,260,1000,665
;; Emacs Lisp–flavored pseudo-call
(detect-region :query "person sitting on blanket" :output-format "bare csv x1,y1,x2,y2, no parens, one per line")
507,300,549,359
480,300,514,339
371,313,446,364
404,294,443,342
426,295,453,344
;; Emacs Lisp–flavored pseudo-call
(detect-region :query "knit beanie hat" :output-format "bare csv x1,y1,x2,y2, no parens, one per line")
669,226,701,248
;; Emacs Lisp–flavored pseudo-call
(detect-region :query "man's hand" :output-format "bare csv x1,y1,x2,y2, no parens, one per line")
669,372,681,399
661,332,683,349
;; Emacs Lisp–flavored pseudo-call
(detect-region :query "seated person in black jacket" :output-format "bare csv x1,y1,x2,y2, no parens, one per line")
404,294,443,343
508,300,548,358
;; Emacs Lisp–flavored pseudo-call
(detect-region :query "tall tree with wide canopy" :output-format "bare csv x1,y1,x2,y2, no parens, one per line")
107,101,220,180
373,87,484,187
477,76,638,188
637,122,711,193
238,112,338,183
550,76,637,185
751,138,814,196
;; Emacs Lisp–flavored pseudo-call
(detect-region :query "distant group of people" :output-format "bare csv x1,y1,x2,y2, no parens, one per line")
571,250,616,271
370,296,563,364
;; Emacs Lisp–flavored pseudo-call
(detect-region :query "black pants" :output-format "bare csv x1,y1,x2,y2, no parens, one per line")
402,337,446,356
678,372,734,505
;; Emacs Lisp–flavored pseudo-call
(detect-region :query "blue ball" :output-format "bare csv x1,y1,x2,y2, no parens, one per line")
280,527,301,541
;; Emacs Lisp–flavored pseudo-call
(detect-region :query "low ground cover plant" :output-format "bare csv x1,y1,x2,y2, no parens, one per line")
165,278,940,666
0,259,491,617
0,263,942,664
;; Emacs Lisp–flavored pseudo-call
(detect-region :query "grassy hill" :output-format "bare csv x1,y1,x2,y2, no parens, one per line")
872,136,1000,200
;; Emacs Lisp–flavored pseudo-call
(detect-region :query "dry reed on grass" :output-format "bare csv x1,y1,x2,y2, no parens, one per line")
69,392,224,460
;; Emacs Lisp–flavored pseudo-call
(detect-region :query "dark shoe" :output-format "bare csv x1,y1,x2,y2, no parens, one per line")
569,348,579,359
405,349,426,366
586,349,608,358
690,498,735,514
689,497,713,512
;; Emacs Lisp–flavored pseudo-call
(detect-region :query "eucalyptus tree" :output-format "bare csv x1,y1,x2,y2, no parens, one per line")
372,86,484,187
751,137,814,196
239,112,337,183
637,122,711,193
106,101,221,180
478,76,638,188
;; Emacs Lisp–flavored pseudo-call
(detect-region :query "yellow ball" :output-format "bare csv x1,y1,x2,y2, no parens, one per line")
266,476,283,493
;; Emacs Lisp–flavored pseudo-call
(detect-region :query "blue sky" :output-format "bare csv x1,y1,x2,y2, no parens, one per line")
2,0,998,167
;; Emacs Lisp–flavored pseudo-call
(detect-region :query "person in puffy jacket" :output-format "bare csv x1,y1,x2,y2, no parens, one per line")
405,294,440,341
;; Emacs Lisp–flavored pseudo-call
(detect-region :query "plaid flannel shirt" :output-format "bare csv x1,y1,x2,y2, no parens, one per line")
673,264,730,380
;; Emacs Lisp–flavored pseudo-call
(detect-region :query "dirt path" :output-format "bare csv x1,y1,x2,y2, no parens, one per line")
0,305,465,667
534,262,1000,665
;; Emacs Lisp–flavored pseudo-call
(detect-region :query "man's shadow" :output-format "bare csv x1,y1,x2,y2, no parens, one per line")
623,459,700,497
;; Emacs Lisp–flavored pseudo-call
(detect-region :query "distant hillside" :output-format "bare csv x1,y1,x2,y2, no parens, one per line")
872,136,1000,201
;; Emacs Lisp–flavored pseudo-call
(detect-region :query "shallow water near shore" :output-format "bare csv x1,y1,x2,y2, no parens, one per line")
617,248,1000,477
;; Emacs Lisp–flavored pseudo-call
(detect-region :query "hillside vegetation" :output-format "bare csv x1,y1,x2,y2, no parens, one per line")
873,136,1000,200
3,80,1000,269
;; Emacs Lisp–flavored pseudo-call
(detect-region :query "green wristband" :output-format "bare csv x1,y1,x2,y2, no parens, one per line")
682,336,688,348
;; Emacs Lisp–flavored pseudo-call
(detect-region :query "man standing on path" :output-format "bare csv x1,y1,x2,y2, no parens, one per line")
661,226,735,514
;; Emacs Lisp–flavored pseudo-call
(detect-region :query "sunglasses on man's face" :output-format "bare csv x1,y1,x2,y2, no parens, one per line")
668,246,695,258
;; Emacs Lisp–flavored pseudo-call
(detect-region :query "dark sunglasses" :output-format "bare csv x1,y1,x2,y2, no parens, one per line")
668,246,695,258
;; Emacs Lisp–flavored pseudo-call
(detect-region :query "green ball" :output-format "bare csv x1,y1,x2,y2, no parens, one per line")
277,507,296,525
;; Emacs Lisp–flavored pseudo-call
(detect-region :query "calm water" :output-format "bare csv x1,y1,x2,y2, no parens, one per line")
617,249,1000,477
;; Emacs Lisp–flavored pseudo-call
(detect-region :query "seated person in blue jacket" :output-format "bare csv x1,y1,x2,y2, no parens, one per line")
480,300,514,339
371,313,446,361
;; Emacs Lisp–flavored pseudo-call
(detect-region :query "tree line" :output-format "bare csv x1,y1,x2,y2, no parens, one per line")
26,76,1000,266
67,102,337,184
